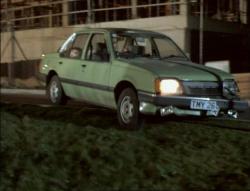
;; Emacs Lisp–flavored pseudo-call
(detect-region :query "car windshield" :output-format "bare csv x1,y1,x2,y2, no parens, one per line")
111,31,187,60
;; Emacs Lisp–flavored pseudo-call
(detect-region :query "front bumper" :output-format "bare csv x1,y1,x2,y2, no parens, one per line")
138,91,249,115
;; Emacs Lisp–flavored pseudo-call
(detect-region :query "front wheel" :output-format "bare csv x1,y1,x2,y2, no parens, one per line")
47,75,67,105
117,88,143,129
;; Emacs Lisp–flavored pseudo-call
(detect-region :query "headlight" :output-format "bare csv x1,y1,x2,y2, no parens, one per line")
155,79,183,95
223,80,239,96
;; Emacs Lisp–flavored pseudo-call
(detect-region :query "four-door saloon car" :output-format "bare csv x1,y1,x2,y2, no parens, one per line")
39,28,248,129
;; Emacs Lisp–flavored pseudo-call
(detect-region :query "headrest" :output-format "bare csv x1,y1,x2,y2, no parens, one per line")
96,42,107,51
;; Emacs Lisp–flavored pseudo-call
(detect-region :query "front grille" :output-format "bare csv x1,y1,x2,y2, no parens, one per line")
183,81,222,97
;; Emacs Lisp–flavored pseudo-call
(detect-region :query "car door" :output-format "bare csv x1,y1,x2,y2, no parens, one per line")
57,32,90,99
77,32,113,107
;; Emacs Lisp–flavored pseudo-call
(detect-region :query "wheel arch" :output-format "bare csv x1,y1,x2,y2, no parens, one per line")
46,70,58,85
114,81,137,103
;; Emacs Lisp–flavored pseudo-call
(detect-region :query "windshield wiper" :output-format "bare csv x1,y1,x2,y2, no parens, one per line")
161,55,186,60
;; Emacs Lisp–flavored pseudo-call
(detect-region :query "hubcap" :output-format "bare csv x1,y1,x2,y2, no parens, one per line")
120,96,134,124
50,81,59,103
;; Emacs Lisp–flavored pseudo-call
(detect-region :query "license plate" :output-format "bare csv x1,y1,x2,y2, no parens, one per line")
190,100,219,111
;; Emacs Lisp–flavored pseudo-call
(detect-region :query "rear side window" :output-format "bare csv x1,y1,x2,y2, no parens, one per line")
59,33,89,59
86,33,109,62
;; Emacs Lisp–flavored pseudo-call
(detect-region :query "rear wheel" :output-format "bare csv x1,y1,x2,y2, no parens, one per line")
117,88,143,129
47,75,67,105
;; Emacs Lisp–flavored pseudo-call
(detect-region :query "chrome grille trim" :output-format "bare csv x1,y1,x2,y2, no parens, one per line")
183,81,222,97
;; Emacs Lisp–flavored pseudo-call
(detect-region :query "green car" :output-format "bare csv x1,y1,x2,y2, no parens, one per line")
39,28,248,129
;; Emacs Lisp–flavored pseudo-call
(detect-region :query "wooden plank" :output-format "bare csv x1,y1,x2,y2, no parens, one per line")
238,82,250,90
233,73,250,99
234,73,250,82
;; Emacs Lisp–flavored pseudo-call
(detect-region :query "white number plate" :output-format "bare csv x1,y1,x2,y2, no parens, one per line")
190,100,219,111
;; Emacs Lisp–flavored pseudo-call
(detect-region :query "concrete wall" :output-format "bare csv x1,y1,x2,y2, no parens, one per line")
1,15,188,63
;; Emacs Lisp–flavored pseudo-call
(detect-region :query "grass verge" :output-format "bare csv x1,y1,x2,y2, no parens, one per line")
1,103,250,191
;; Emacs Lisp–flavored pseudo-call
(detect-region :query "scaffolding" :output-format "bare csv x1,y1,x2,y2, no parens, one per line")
0,0,181,31
0,0,183,83
0,0,248,82
1,0,247,32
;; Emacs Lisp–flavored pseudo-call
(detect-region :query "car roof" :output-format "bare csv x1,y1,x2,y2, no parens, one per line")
76,27,165,37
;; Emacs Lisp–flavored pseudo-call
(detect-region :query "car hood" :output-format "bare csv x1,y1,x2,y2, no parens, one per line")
125,57,233,81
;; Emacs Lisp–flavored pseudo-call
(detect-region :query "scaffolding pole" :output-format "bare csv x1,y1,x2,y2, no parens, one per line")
87,0,93,23
199,0,204,65
7,3,14,84
9,22,15,83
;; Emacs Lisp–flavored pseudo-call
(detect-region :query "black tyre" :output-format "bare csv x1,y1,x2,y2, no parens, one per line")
47,75,67,105
117,88,143,129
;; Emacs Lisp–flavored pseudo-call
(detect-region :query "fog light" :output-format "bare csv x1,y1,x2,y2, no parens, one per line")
228,110,238,119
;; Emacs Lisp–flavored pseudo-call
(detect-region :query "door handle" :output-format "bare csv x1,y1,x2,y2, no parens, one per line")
59,61,63,65
81,64,86,67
